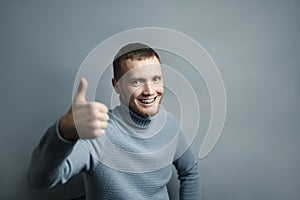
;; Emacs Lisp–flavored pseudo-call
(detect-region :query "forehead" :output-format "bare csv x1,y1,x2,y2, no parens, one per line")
120,57,162,78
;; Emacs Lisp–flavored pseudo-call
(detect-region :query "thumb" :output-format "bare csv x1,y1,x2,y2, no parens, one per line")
74,77,88,103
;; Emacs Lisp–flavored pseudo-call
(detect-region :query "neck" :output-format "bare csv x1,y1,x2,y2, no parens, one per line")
118,98,154,129
111,97,167,138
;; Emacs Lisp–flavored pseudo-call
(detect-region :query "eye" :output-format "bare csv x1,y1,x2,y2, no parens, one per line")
131,79,142,86
153,76,161,83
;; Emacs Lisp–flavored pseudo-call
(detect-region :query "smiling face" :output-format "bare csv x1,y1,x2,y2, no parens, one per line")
112,56,164,117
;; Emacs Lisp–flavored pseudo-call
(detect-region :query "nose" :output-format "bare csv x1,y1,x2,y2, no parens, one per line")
142,83,155,96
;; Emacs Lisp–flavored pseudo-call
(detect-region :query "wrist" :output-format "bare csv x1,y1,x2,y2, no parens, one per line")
59,116,79,141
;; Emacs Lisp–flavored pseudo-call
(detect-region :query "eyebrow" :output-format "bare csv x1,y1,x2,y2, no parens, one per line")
129,77,146,81
153,75,162,79
130,75,162,80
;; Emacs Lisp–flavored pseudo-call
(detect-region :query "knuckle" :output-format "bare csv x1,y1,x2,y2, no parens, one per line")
101,122,108,129
103,106,109,113
105,114,110,121
99,103,108,113
100,113,109,122
97,129,106,136
89,121,99,131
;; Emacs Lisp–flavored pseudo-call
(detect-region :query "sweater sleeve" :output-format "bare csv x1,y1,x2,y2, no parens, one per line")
173,144,201,199
27,120,91,189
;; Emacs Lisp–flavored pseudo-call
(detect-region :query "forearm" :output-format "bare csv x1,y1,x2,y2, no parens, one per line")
27,121,77,189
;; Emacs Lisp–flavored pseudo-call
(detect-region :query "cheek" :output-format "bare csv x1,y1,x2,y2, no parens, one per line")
157,85,164,94
122,87,141,100
130,88,143,99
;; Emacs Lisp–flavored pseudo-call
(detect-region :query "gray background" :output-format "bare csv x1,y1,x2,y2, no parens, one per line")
1,0,299,199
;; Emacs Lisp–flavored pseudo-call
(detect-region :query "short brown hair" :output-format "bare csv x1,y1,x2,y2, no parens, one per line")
113,43,160,80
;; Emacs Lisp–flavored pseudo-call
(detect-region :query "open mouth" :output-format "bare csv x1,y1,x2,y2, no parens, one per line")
138,96,157,105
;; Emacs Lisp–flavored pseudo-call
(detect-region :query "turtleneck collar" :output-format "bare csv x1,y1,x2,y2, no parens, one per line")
111,97,167,138
117,97,155,129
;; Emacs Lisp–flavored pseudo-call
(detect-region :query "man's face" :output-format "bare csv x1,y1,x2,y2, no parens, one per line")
113,56,164,117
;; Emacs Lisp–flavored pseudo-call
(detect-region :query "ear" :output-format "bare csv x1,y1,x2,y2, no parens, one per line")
112,78,121,94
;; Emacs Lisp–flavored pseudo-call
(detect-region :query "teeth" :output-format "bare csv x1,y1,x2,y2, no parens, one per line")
140,98,155,104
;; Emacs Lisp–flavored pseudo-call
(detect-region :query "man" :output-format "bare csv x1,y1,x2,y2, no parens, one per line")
27,43,201,199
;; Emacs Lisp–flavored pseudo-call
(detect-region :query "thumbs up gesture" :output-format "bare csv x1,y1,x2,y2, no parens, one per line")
59,78,109,140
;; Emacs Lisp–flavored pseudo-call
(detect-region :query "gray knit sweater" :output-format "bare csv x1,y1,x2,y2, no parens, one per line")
27,103,201,199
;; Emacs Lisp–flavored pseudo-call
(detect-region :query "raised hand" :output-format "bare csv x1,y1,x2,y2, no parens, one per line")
59,78,109,140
